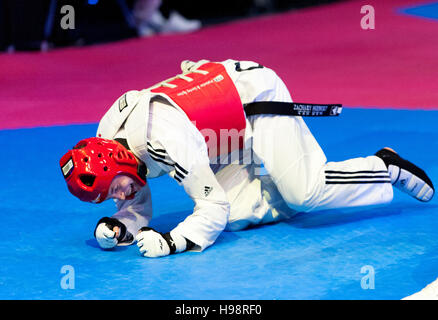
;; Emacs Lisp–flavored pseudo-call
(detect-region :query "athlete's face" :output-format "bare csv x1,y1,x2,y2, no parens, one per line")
106,174,142,201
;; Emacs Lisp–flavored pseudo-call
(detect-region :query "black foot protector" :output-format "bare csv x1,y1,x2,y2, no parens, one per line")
375,148,434,202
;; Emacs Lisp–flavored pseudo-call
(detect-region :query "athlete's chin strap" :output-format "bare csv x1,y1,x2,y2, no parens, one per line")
244,101,342,117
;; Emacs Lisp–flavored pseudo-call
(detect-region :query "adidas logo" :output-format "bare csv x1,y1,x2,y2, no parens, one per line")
204,186,213,197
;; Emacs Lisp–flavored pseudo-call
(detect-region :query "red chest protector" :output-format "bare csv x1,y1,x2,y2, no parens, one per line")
150,62,246,158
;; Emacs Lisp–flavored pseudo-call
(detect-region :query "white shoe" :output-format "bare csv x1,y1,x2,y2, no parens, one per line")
160,11,201,34
134,9,166,37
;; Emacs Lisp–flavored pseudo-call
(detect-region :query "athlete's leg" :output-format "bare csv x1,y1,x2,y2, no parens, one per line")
250,114,395,212
233,62,394,212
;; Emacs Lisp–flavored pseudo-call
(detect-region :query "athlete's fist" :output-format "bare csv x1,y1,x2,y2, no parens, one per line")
94,217,127,249
136,227,171,258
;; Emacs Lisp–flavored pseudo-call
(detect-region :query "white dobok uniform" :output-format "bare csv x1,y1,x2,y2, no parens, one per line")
97,59,394,251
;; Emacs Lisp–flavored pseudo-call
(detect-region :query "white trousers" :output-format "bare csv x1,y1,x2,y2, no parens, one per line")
250,114,394,212
218,115,394,231
216,61,394,231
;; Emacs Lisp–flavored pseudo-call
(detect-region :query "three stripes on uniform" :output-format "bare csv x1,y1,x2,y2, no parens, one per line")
173,163,188,183
147,142,188,183
325,170,391,184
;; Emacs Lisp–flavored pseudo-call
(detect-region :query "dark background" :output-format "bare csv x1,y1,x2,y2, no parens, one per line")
0,0,344,51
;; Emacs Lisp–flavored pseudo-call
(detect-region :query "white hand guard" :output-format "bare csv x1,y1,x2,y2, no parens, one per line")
94,217,131,249
95,223,118,249
135,227,190,258
136,227,170,258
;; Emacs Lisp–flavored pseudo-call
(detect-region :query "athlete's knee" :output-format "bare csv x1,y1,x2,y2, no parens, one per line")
281,181,323,212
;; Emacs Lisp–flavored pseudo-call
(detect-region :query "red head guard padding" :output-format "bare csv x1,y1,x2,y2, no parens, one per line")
59,137,146,203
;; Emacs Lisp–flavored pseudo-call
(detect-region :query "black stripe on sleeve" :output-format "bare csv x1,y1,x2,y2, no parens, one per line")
174,169,186,180
148,152,174,167
174,163,188,175
146,142,188,181
147,147,166,160
147,142,167,154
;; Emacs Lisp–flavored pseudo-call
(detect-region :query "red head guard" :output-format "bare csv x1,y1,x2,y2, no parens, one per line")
59,137,146,203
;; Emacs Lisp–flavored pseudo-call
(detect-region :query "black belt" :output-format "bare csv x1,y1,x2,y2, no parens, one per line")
243,101,342,117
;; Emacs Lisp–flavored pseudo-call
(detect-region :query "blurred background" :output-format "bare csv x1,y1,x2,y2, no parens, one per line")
1,0,437,300
0,0,342,52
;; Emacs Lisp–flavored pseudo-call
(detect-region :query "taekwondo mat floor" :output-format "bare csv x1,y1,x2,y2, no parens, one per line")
0,0,437,299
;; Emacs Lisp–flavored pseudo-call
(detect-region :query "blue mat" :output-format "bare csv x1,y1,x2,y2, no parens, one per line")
399,2,438,21
1,108,437,300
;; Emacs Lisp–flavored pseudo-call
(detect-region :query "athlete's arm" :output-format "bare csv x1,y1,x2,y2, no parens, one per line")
135,159,230,257
95,182,153,247
136,103,231,257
